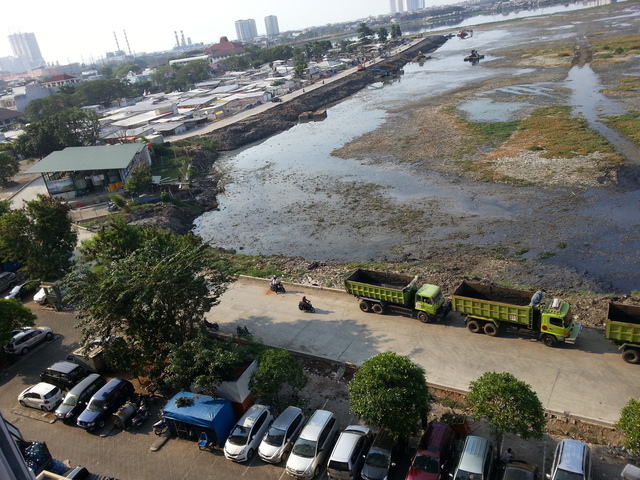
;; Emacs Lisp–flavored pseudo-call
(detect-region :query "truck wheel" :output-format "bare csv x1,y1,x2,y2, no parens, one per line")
483,323,499,336
417,312,431,323
359,301,371,313
372,304,384,314
467,320,482,334
622,349,640,364
542,335,558,347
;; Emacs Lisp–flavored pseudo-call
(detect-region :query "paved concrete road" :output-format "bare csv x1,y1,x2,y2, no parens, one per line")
207,276,640,425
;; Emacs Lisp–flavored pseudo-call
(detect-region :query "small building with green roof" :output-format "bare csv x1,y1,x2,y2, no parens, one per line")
26,143,152,201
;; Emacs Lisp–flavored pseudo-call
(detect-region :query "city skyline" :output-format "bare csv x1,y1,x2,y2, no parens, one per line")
0,0,455,67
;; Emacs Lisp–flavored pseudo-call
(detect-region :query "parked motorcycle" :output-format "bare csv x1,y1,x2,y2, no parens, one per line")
270,282,286,294
204,319,219,331
153,418,168,436
107,201,119,212
299,301,315,313
131,395,150,428
236,326,251,337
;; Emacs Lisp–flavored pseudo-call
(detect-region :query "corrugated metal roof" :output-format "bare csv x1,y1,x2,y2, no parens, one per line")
26,144,145,174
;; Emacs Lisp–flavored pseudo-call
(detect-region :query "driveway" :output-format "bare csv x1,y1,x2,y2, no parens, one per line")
206,276,640,425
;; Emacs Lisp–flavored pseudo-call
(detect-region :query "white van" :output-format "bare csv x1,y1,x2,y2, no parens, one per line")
452,435,494,480
547,439,592,480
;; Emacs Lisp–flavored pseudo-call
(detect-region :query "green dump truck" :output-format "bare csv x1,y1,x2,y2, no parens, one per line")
606,302,640,364
451,281,582,347
344,269,451,322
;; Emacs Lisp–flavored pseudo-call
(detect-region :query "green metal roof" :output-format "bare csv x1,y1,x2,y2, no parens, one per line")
26,144,145,174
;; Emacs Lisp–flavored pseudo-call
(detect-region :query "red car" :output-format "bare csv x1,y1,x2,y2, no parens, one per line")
406,422,455,480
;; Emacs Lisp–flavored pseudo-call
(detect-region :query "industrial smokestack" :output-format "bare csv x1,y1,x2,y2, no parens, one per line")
174,31,180,48
123,29,132,56
180,30,186,47
113,31,121,51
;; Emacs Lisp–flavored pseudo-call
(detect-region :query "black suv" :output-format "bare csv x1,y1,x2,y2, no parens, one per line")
40,361,88,390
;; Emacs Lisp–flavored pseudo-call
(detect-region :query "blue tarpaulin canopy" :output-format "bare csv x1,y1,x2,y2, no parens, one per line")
162,392,236,442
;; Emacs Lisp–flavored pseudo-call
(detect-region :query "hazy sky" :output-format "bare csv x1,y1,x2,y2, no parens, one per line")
0,0,453,65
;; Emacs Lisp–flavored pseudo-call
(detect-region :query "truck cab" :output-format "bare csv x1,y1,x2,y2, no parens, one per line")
414,284,450,323
540,299,581,346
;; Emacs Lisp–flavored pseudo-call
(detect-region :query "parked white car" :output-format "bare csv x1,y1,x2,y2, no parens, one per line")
224,404,273,462
19,382,63,411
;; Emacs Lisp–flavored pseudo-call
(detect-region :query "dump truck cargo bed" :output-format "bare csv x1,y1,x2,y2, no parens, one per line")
344,269,418,307
451,281,533,326
606,303,640,343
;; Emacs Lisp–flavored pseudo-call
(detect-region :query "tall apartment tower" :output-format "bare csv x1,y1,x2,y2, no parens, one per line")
8,32,45,68
396,0,405,13
264,15,280,37
235,19,258,42
390,0,397,14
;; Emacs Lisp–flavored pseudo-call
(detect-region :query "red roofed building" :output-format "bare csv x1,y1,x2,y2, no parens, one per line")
204,37,245,61
41,74,81,89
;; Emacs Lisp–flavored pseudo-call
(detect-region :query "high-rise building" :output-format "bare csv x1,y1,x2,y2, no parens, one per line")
8,32,45,69
390,0,397,14
234,19,258,42
264,15,280,37
397,0,404,13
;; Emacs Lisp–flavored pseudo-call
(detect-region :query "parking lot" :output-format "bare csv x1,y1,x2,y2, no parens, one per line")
0,285,633,479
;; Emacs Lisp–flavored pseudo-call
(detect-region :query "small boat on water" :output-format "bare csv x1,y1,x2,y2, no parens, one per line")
458,29,473,39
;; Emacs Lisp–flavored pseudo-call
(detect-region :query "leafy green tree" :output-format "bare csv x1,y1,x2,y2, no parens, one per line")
377,28,389,43
0,299,37,346
166,333,263,394
113,64,141,79
390,24,402,39
14,108,101,158
0,152,19,187
98,66,113,78
358,22,374,44
249,348,307,410
74,79,131,107
0,194,76,280
467,372,545,455
24,94,77,122
293,61,307,79
125,161,152,194
616,398,640,454
78,215,142,264
349,351,430,440
63,230,234,378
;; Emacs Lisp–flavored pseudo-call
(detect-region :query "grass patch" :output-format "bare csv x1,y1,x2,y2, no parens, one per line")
602,111,640,144
515,248,529,256
593,34,640,58
538,250,556,259
523,106,620,159
556,241,567,249
463,120,520,146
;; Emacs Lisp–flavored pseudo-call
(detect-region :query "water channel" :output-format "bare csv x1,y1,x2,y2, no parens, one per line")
193,2,640,293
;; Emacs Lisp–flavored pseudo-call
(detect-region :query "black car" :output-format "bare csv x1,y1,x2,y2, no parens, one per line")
502,460,539,480
40,361,87,390
55,374,107,423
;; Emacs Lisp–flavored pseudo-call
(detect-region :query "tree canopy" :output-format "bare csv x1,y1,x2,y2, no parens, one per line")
0,152,19,188
0,194,77,280
349,351,430,440
165,333,263,395
249,348,307,410
616,398,640,454
14,107,100,158
466,371,545,455
125,161,152,194
64,227,234,378
0,299,37,346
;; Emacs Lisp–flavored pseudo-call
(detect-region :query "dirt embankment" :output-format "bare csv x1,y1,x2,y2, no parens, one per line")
200,36,449,151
